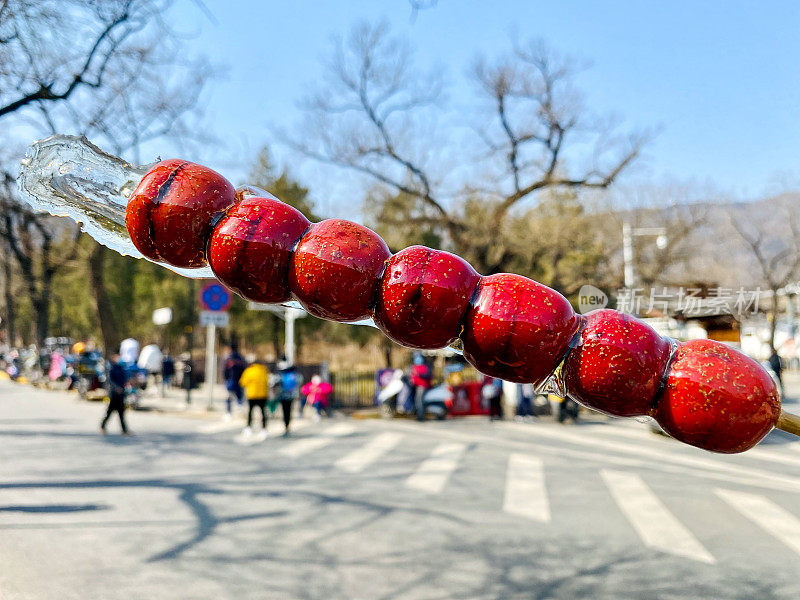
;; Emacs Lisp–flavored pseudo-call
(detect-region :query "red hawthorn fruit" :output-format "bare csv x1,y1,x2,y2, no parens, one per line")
374,245,481,349
289,219,391,322
654,339,780,453
126,159,236,268
208,197,310,303
563,309,672,417
461,273,580,385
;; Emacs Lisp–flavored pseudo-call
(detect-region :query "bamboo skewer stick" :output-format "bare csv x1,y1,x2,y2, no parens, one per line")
775,410,800,438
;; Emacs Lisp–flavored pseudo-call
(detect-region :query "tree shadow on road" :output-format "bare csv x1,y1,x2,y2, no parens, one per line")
3,420,800,598
0,503,109,513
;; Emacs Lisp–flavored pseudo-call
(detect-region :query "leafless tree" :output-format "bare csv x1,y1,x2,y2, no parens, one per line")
632,206,709,291
613,183,711,291
1,172,81,346
728,197,800,351
287,22,648,275
0,0,210,349
408,0,437,21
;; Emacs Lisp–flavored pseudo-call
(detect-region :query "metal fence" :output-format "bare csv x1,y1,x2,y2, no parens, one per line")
329,364,484,410
330,370,377,409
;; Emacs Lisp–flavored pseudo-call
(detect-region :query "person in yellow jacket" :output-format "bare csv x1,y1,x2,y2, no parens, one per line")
239,360,270,437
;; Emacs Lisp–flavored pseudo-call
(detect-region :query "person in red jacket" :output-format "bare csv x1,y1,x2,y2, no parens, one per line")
410,354,432,421
301,375,333,421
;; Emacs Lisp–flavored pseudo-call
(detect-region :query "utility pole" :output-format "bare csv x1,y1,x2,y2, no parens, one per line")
285,309,297,366
247,303,306,365
622,222,635,289
622,222,668,289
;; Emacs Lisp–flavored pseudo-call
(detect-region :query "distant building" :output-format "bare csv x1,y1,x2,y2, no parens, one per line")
621,283,799,362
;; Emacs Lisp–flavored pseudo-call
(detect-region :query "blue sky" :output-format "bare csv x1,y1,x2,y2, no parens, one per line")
165,0,800,213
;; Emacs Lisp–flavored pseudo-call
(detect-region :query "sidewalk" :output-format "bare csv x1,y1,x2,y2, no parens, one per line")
782,370,800,406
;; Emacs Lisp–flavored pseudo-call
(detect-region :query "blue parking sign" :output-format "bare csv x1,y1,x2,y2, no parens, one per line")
200,282,231,312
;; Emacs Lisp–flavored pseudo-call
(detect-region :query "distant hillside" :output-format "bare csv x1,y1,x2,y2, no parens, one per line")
613,193,800,290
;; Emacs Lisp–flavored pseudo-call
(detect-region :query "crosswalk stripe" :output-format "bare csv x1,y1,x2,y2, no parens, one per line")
743,445,800,466
279,422,356,458
271,418,311,435
601,469,715,564
503,454,550,522
198,420,244,434
716,489,800,556
499,421,800,493
335,432,404,473
199,417,313,435
405,442,466,494
235,432,268,446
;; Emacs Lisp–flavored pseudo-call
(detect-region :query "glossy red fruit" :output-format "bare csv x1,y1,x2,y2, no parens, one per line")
208,197,310,303
374,246,481,349
563,309,672,417
289,219,391,322
126,159,236,268
654,339,780,453
461,273,580,384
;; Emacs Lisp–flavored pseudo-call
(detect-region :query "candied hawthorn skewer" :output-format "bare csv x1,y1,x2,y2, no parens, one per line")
655,339,781,453
125,159,791,454
208,197,310,304
126,159,236,268
375,246,481,349
563,311,781,452
462,274,580,385
563,309,673,418
290,219,391,322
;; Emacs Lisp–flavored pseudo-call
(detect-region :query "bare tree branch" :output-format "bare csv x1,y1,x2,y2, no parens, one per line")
0,1,137,118
0,0,211,346
728,200,800,350
288,22,648,273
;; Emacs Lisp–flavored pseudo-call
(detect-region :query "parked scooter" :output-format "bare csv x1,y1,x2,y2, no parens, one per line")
377,369,448,420
70,350,107,400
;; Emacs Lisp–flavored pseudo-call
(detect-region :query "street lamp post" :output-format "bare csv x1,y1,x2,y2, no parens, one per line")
283,308,305,366
622,222,668,288
246,303,307,366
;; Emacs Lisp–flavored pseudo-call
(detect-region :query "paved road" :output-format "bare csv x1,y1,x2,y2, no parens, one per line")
2,380,800,599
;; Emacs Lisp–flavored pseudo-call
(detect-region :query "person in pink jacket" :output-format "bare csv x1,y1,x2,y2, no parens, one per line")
301,375,333,421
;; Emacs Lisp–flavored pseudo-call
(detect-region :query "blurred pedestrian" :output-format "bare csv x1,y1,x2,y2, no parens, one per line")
223,345,247,416
48,349,66,381
119,338,139,366
769,348,785,397
276,361,301,436
301,374,333,421
239,359,270,437
516,383,533,418
410,354,432,421
557,395,580,423
180,352,194,405
137,343,162,399
483,376,503,421
101,351,130,435
138,343,162,374
161,353,175,395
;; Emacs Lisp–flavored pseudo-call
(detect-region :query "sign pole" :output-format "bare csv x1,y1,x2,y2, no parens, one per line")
205,322,216,411
285,309,296,366
198,281,231,412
